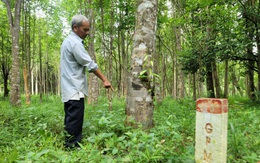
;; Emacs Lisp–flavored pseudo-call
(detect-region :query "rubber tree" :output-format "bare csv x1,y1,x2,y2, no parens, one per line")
126,0,158,130
2,0,23,106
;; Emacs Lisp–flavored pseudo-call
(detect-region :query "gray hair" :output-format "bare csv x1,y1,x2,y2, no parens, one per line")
71,15,89,30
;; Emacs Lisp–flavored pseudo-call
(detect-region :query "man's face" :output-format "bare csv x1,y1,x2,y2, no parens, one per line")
73,20,90,39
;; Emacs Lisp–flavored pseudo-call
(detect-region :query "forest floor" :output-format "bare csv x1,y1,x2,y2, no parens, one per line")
0,95,259,162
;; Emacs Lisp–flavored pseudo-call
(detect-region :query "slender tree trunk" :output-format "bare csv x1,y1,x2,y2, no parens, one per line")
246,28,256,99
212,60,221,98
22,0,31,104
107,0,114,110
197,54,203,97
121,30,128,97
126,0,158,130
31,12,36,95
173,50,177,99
0,28,10,98
206,62,215,98
154,33,162,103
223,59,229,98
162,43,167,98
39,26,43,102
175,28,185,99
205,6,215,98
86,0,99,105
117,21,122,97
192,73,196,100
248,61,255,99
243,0,257,100
173,0,185,99
230,66,243,96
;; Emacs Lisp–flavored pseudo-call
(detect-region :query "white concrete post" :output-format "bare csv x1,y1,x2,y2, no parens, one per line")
195,98,228,163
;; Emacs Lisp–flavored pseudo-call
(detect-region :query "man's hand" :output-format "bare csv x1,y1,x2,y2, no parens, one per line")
104,81,114,91
93,69,114,91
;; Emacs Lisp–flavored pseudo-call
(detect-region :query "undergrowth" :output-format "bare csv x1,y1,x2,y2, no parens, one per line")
0,95,259,162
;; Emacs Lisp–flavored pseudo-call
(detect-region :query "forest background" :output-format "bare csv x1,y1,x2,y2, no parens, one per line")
0,0,259,103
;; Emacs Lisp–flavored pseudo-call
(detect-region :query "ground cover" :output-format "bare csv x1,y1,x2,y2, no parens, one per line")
0,96,259,162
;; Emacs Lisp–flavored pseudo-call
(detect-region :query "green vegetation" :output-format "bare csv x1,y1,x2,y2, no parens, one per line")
0,96,259,162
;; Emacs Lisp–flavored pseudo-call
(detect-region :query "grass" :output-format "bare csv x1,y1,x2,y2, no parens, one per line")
0,95,259,162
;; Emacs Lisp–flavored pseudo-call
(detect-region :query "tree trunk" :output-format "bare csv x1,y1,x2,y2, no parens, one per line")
212,59,221,98
192,73,196,100
86,0,99,105
223,59,229,98
117,23,122,97
243,0,257,100
205,6,215,98
206,62,215,98
175,27,185,99
121,28,128,97
107,0,114,110
154,33,161,103
3,0,23,106
248,68,255,98
23,67,30,104
230,66,243,96
0,28,10,98
126,0,158,130
39,26,43,102
1,63,10,98
22,1,31,105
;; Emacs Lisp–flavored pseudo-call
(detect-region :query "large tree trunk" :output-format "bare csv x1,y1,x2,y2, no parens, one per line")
3,0,23,106
126,0,158,130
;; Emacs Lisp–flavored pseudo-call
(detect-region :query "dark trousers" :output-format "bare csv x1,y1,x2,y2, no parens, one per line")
64,98,85,148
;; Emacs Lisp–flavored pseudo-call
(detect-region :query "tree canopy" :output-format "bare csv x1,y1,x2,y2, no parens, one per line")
0,0,259,103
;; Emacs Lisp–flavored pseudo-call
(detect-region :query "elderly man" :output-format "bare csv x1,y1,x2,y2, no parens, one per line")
60,15,113,148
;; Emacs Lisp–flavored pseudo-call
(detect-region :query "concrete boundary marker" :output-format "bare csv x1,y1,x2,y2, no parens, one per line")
195,98,228,163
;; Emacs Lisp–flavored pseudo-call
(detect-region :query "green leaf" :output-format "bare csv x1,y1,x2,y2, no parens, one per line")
112,148,118,155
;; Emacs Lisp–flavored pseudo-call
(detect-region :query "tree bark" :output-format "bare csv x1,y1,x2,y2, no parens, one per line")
86,0,99,105
39,24,43,102
108,0,114,110
223,59,229,98
192,73,196,100
212,59,221,98
126,0,158,130
3,0,23,106
230,66,243,96
22,0,31,105
206,62,215,98
0,27,11,98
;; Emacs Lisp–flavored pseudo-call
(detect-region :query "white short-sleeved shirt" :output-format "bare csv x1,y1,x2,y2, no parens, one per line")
60,32,98,102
